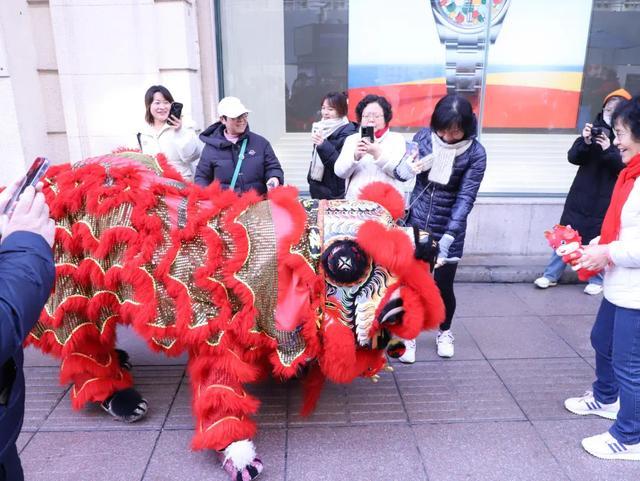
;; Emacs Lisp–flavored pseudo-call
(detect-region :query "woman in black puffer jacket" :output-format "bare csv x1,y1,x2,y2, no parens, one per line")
395,94,486,360
308,92,358,199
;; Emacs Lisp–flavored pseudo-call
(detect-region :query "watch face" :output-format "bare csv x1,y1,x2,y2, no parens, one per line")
433,0,509,31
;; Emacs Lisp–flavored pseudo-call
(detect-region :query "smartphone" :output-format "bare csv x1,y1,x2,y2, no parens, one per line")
3,156,51,215
167,102,183,125
361,126,375,143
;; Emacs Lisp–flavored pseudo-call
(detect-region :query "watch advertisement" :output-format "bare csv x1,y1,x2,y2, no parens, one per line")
347,0,593,129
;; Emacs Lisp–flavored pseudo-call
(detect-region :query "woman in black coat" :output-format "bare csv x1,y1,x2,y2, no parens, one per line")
308,92,357,199
395,94,486,360
534,89,631,295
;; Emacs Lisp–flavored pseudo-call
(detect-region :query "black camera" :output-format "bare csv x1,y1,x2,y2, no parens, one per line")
590,127,603,138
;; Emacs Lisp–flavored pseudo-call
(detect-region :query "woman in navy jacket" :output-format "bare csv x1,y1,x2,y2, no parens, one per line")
308,92,357,199
0,184,56,481
395,94,486,360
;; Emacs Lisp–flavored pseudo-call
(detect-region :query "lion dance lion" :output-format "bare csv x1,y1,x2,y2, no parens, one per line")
25,152,444,480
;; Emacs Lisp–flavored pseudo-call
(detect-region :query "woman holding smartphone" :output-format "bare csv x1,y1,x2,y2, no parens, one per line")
394,94,486,361
138,85,202,182
308,92,357,199
334,94,407,199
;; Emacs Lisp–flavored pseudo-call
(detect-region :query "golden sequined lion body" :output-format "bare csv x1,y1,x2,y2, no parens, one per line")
27,152,443,477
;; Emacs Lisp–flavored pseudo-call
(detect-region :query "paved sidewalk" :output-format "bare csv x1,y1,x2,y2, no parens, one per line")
19,284,640,481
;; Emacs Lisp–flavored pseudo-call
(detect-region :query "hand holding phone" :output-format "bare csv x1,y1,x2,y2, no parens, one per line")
2,157,50,216
1,185,55,247
361,126,375,143
167,102,183,127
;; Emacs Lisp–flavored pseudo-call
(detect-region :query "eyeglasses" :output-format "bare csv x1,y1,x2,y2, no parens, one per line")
361,113,384,120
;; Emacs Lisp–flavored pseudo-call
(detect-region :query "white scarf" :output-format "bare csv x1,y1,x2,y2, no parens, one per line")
309,116,350,182
422,132,473,185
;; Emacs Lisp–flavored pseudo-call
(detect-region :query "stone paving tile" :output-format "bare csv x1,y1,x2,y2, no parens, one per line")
40,366,183,431
21,430,157,481
414,421,568,481
163,377,193,429
512,284,602,317
287,424,427,481
533,419,640,481
491,358,595,420
540,314,596,358
454,283,536,318
16,432,34,453
23,345,61,367
388,323,484,362
247,380,288,427
394,361,525,422
117,324,189,365
462,315,577,359
142,428,286,481
23,366,69,431
288,371,406,426
288,380,348,426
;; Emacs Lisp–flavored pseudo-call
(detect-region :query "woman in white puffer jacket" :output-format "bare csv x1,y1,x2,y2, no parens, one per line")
138,85,202,182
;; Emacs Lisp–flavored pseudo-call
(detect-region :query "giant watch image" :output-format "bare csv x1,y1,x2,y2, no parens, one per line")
430,0,511,97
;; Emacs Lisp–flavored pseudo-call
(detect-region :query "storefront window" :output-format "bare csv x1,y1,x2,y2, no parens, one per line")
216,0,639,194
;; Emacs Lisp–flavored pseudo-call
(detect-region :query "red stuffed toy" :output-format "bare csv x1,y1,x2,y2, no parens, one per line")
544,224,601,281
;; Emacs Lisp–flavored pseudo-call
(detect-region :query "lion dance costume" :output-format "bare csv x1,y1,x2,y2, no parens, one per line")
25,152,444,480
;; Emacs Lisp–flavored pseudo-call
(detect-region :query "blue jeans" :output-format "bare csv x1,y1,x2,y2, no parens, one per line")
591,298,640,445
542,251,603,285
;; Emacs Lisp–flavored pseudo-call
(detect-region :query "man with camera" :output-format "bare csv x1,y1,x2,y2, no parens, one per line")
0,182,55,481
535,89,632,294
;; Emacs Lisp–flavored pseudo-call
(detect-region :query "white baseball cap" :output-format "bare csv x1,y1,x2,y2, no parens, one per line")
217,96,251,118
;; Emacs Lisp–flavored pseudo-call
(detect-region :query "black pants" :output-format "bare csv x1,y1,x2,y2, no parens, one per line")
434,262,458,331
0,443,23,481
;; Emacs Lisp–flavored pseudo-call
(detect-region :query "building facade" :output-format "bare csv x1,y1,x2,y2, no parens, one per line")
2,0,639,259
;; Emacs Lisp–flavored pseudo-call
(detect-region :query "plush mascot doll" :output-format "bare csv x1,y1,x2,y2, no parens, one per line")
23,152,444,480
544,224,601,281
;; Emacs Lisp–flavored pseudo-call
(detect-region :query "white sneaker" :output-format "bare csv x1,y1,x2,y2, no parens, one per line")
398,339,416,364
436,330,454,358
534,276,557,289
564,391,619,420
582,431,640,461
584,283,604,296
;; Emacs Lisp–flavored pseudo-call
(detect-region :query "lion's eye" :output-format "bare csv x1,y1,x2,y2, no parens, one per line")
321,240,370,285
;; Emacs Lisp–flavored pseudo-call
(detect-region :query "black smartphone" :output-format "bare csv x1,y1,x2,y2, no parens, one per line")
590,126,603,139
3,156,51,215
361,126,375,143
167,102,183,125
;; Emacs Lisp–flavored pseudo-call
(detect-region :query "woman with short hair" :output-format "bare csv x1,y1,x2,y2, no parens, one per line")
564,95,640,461
395,94,487,360
138,85,202,182
334,94,407,199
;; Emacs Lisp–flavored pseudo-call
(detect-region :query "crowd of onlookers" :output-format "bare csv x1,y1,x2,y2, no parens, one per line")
135,83,640,463
2,84,640,481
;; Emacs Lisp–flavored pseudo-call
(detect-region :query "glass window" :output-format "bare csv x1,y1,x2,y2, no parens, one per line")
216,0,637,195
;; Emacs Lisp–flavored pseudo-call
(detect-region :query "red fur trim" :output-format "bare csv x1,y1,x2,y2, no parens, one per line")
318,309,357,383
358,182,405,220
357,221,444,331
191,417,257,452
300,363,326,416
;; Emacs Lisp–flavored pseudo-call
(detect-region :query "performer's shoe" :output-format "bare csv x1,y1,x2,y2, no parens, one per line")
101,387,148,423
114,348,132,371
219,440,263,481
